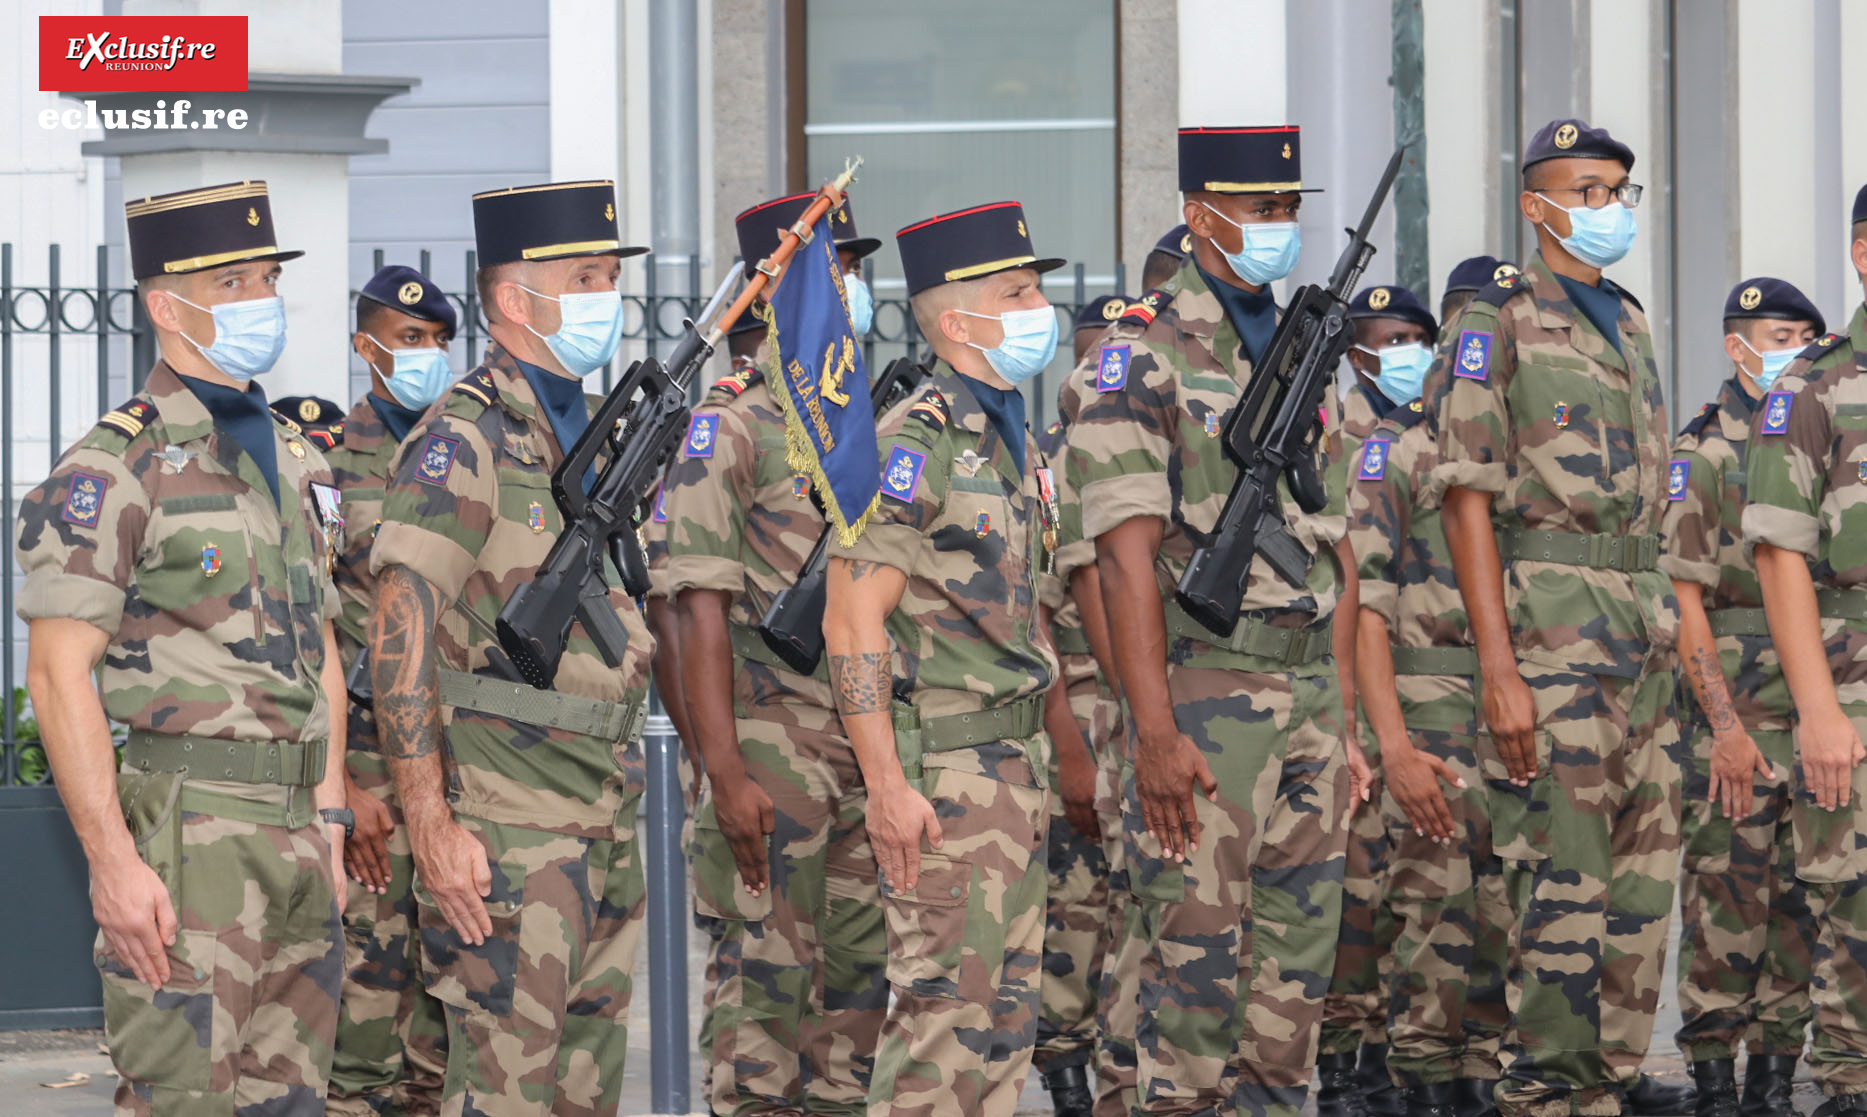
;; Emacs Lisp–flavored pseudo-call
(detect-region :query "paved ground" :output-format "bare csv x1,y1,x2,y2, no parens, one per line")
0,910,1819,1115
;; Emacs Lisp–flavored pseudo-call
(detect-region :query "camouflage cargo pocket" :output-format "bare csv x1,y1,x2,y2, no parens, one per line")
879,850,970,990
97,927,218,1091
1790,756,1867,885
688,800,774,923
1487,731,1554,864
412,877,523,1018
1680,752,1733,876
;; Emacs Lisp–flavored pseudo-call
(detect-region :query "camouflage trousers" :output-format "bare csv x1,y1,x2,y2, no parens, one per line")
680,745,730,1115
1488,662,1682,1117
1127,656,1348,1117
1794,707,1867,1093
689,694,888,1116
1095,720,1141,1117
868,736,1052,1117
328,748,448,1116
1035,682,1119,1077
1383,712,1511,1085
1675,726,1814,1062
416,811,645,1117
100,771,343,1117
1321,763,1396,1056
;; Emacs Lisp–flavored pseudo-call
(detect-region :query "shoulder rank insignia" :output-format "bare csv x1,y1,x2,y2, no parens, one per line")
415,433,460,485
452,370,497,407
1455,330,1492,381
1358,438,1390,482
1120,289,1172,328
1761,391,1793,435
709,367,756,400
1667,459,1689,501
1097,344,1131,393
1680,401,1719,440
274,414,303,435
881,445,927,503
1801,333,1844,361
906,389,949,434
1476,276,1530,309
305,426,340,452
96,398,157,442
684,414,718,458
61,472,109,527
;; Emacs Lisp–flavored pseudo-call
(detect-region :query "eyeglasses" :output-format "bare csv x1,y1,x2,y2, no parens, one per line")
1538,183,1644,210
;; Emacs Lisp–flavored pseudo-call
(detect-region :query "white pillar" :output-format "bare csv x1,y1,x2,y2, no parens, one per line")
1177,0,1286,124
1837,0,1867,315
1422,0,1500,303
1733,0,1817,286
548,0,623,189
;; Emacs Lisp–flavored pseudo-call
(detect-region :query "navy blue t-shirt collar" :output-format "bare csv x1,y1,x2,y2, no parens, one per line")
178,374,280,505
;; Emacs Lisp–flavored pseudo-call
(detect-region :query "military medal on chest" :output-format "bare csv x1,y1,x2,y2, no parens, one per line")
529,501,546,533
1553,402,1571,429
201,543,222,578
793,475,810,500
1035,465,1061,571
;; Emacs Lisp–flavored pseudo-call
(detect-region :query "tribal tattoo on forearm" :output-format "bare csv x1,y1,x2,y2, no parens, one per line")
372,565,444,759
1687,645,1740,734
829,651,891,716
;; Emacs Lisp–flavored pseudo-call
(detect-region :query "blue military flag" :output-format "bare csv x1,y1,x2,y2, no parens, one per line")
761,210,879,544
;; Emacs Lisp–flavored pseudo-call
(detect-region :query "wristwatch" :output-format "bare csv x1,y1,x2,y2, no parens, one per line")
319,807,356,840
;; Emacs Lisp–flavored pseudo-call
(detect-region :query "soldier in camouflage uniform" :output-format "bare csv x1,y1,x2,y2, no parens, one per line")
662,193,888,1117
18,181,350,1116
824,201,1063,1117
1063,125,1364,1117
367,180,656,1117
1663,278,1824,1117
1320,283,1441,1117
1741,183,1867,1117
1440,258,1521,337
1426,119,1689,1117
1350,390,1512,1117
315,265,461,1115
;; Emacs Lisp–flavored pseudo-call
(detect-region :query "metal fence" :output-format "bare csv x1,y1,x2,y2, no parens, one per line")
0,243,1126,789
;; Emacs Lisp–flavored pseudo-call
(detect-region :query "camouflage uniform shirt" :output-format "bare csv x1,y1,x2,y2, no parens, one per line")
370,345,653,838
1426,253,1678,676
832,362,1059,721
16,361,343,806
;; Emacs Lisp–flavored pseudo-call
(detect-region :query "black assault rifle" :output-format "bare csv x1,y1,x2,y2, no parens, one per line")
1173,147,1405,636
753,355,932,674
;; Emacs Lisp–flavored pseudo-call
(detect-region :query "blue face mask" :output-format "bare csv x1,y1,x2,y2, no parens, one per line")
1356,341,1432,405
174,293,287,382
959,306,1059,386
521,286,625,377
1201,203,1302,286
844,272,874,336
366,334,454,410
1736,334,1802,392
1538,195,1637,269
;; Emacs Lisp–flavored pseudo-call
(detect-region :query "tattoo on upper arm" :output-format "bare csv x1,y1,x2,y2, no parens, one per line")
371,565,443,759
844,559,883,582
1687,645,1739,733
828,651,891,715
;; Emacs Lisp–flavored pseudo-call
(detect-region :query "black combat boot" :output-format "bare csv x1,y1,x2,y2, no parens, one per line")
1691,1060,1740,1117
1630,1072,1699,1116
1812,1094,1867,1117
1739,1055,1798,1117
1042,1064,1094,1117
1317,1051,1366,1117
1359,1043,1406,1117
1404,1081,1461,1117
1454,1077,1498,1117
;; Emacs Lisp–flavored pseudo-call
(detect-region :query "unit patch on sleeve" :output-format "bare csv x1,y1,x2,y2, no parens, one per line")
61,472,109,527
1358,438,1390,482
1455,331,1492,381
1096,344,1131,393
684,414,719,459
1667,459,1689,501
881,445,928,503
1760,391,1793,436
415,434,460,486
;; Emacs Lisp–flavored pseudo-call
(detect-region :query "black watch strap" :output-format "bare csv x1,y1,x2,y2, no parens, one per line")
319,807,355,840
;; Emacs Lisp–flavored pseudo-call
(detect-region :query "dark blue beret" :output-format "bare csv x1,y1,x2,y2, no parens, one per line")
1854,183,1867,226
895,201,1065,297
1523,118,1634,173
1444,256,1520,295
1723,277,1825,335
1349,284,1438,342
1074,294,1133,331
358,265,457,334
1153,225,1193,259
270,395,345,450
1178,125,1321,194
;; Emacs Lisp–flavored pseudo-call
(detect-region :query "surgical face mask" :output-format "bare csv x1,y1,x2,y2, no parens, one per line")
1200,202,1301,286
1537,194,1637,269
1354,341,1432,405
957,306,1059,386
519,286,625,377
1735,333,1802,392
844,272,874,336
366,334,454,410
171,293,287,382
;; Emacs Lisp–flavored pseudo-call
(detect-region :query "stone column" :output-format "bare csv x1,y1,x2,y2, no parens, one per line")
1117,0,1180,283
